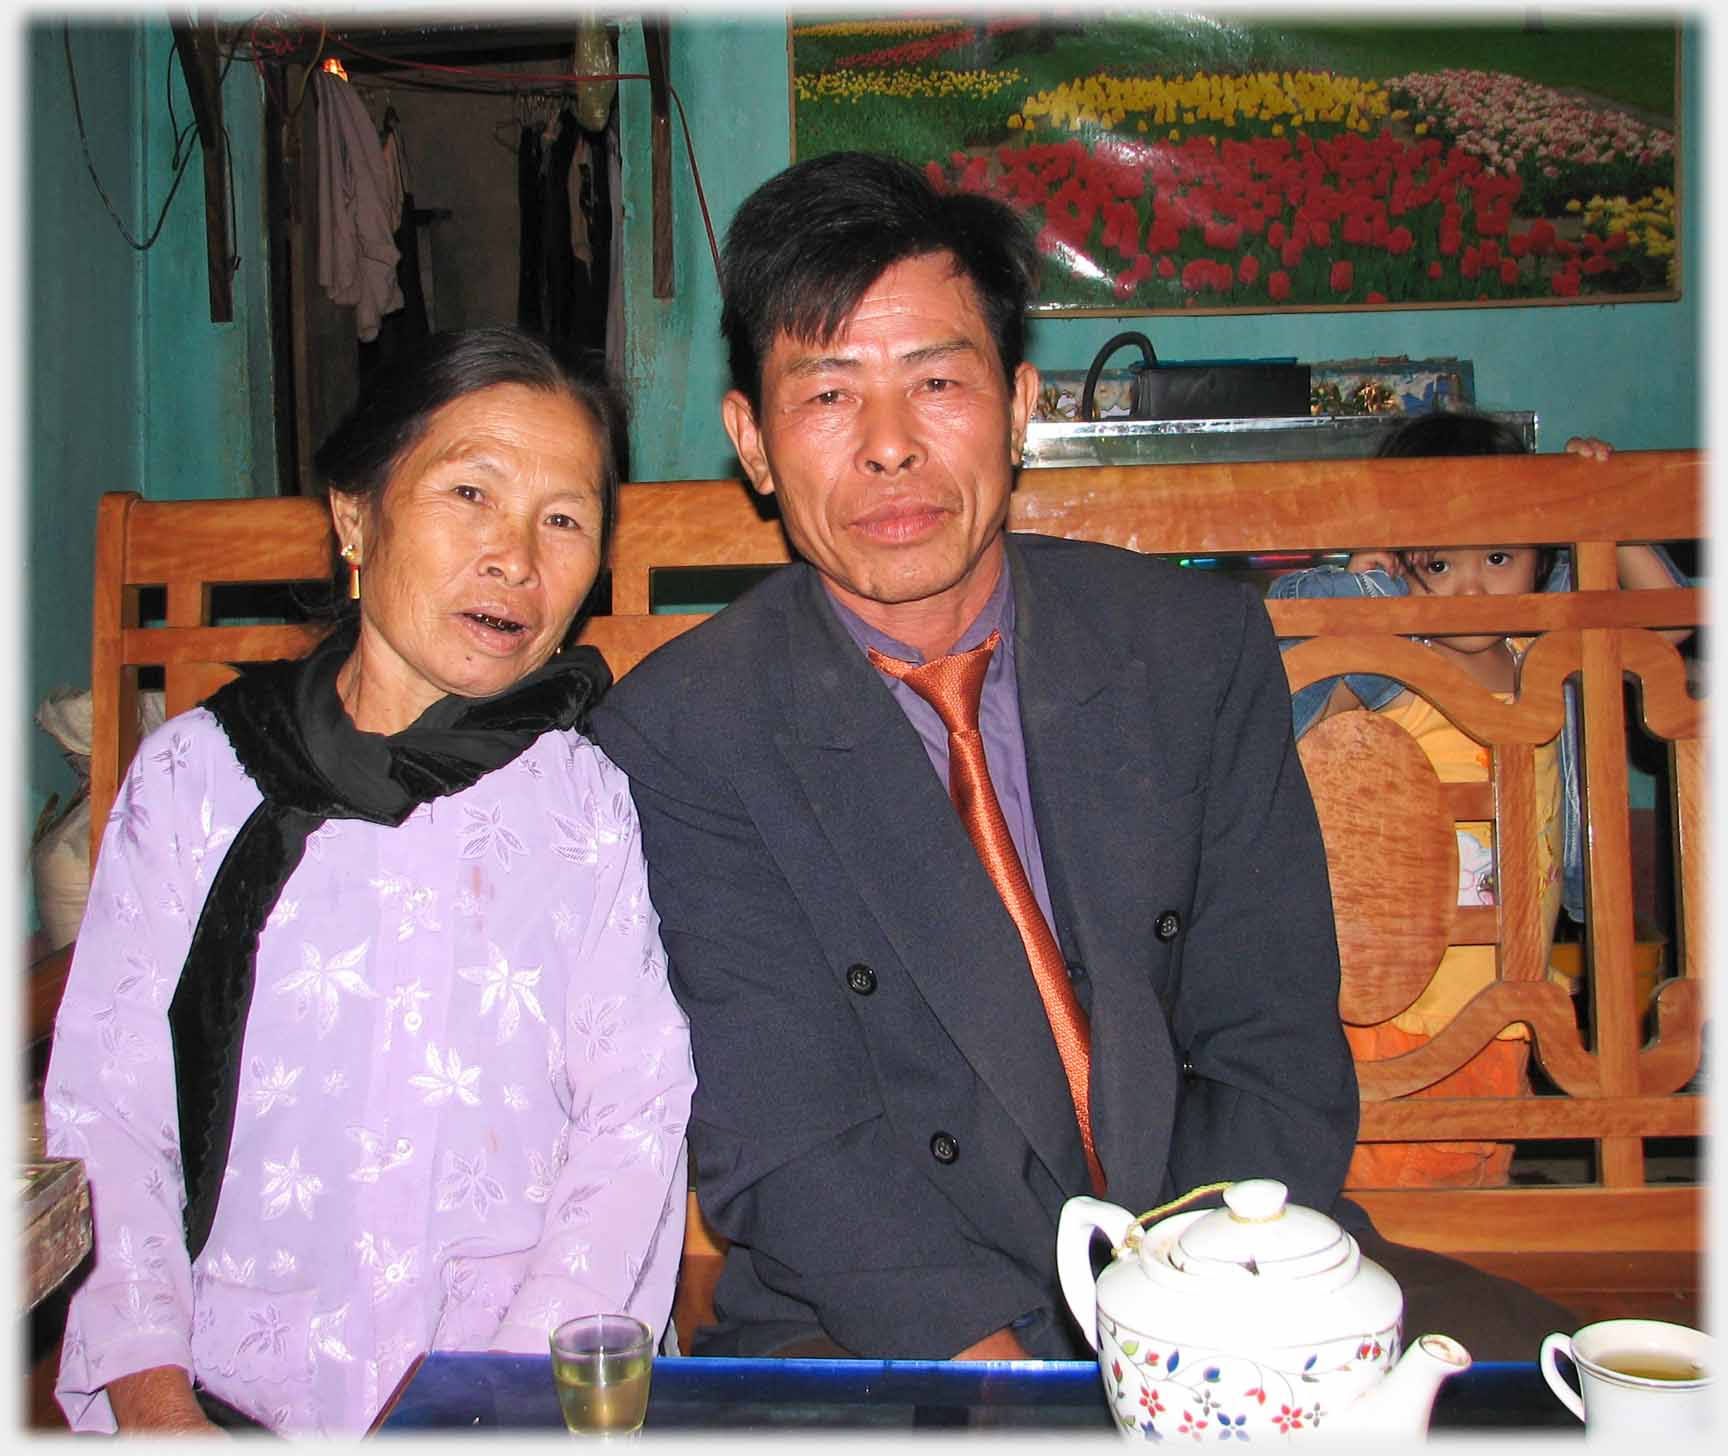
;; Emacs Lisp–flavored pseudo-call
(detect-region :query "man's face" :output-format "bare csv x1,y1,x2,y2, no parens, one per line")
722,251,1039,653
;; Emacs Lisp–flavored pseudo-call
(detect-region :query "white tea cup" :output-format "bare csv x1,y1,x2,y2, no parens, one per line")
1540,1318,1713,1439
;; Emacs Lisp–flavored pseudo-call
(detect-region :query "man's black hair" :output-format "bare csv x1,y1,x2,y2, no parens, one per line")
720,151,1040,411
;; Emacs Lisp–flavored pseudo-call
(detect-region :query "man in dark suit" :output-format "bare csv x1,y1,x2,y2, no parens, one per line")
592,152,1560,1361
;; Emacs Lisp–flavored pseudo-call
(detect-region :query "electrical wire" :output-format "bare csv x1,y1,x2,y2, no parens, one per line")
63,22,199,252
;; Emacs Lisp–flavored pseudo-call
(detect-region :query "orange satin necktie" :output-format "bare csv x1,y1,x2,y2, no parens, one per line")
869,629,1105,1194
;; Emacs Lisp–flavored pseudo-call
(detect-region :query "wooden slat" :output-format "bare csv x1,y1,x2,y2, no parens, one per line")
1006,450,1703,552
608,480,790,614
120,495,331,581
1353,1184,1701,1254
1357,1093,1704,1140
1267,586,1703,637
575,613,707,680
1450,1250,1701,1329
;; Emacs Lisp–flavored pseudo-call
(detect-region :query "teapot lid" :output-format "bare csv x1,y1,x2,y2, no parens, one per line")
1165,1179,1353,1282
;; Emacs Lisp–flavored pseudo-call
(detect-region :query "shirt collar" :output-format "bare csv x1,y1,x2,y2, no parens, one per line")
825,561,1015,666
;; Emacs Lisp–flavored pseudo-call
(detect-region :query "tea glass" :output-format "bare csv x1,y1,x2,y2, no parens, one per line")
550,1313,655,1438
1539,1318,1713,1440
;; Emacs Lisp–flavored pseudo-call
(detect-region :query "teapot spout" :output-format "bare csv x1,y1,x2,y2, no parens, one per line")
1336,1334,1472,1440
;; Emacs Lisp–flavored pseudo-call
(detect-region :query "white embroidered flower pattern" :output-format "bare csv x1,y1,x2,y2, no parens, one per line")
461,803,527,866
113,949,169,1007
113,1225,170,1280
348,1126,413,1182
267,896,301,930
117,1282,178,1333
272,938,375,1036
301,820,343,862
409,1043,483,1107
571,994,625,1061
236,1303,294,1361
152,732,192,779
608,886,652,938
311,1303,356,1364
458,944,546,1043
383,977,433,1051
98,1017,151,1086
436,1149,507,1218
244,1057,304,1118
260,1147,323,1220
556,1181,606,1227
107,766,149,851
548,791,631,866
615,1094,686,1176
184,796,238,884
502,1084,529,1112
160,883,189,921
372,872,443,943
271,1249,297,1277
45,1085,101,1156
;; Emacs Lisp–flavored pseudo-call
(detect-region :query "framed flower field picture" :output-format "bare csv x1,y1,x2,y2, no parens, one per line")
788,10,1681,315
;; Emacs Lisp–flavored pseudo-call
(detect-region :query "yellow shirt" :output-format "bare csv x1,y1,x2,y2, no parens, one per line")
1377,672,1563,1039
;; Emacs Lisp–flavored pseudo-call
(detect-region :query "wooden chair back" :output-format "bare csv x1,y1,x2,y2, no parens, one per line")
59,449,1707,1337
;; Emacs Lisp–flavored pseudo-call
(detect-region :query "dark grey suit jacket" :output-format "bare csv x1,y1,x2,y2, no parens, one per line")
592,532,1359,1359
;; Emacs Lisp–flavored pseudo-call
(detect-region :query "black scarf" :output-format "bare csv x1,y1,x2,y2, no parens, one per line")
168,622,610,1259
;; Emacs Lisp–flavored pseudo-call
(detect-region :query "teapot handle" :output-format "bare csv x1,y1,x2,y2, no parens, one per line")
1056,1195,1139,1353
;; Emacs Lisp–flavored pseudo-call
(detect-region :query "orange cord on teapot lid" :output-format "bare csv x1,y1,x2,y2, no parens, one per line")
1117,1181,1233,1256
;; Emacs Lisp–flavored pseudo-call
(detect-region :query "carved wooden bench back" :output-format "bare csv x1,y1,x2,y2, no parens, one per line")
74,450,1706,1284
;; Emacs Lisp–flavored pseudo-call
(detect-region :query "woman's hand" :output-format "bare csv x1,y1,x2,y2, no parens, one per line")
1564,435,1615,460
106,1366,222,1434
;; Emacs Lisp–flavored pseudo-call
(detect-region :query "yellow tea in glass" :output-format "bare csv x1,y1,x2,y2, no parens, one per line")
550,1313,654,1437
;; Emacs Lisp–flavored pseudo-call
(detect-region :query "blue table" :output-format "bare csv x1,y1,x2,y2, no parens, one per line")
372,1353,1577,1433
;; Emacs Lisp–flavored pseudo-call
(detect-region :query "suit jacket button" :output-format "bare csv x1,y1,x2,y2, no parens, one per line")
846,963,877,996
930,1132,959,1164
1155,910,1182,942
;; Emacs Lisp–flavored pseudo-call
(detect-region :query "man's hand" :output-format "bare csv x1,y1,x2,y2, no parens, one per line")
952,1326,1032,1361
106,1365,221,1434
1564,435,1614,460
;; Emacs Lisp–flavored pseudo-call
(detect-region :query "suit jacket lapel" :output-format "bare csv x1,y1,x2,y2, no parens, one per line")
1009,539,1181,1214
774,566,1089,1187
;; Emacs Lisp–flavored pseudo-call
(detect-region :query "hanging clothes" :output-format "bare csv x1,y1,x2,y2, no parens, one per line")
517,108,612,360
359,110,431,382
313,70,404,342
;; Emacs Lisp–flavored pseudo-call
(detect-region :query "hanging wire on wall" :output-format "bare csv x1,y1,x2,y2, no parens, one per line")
62,22,206,252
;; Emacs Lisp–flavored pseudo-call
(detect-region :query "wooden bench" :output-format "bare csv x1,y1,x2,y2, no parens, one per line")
28,449,1705,1395
572,451,1707,1337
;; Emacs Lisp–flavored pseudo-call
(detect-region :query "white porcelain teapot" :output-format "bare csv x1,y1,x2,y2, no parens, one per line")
1057,1179,1471,1442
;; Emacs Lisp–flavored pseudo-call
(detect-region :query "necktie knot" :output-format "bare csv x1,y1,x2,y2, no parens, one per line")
868,629,999,736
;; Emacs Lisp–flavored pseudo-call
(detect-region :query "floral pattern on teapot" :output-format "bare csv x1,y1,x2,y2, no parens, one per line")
1098,1310,1400,1441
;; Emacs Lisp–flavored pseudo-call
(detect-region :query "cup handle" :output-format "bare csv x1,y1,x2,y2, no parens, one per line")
1539,1333,1586,1423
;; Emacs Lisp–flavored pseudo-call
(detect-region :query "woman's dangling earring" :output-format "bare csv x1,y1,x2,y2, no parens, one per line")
341,542,362,601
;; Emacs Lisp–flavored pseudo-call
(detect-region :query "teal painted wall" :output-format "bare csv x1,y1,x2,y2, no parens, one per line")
24,18,274,932
619,16,1703,475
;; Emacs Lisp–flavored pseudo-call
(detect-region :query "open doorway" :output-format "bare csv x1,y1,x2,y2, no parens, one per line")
256,17,625,494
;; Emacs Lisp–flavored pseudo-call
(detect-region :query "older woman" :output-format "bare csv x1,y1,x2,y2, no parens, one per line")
45,328,693,1436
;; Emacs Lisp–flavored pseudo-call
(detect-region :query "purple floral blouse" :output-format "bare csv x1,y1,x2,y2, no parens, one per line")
46,708,693,1436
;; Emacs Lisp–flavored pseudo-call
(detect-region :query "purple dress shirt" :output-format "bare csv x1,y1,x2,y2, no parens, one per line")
828,564,1060,939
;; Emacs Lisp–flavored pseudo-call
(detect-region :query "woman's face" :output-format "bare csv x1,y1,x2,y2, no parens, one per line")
329,382,607,734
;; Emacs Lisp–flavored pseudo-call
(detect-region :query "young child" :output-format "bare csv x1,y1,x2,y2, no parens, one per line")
1267,411,1691,1189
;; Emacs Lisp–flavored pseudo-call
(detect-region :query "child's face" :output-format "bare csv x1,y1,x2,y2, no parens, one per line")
1403,546,1543,654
